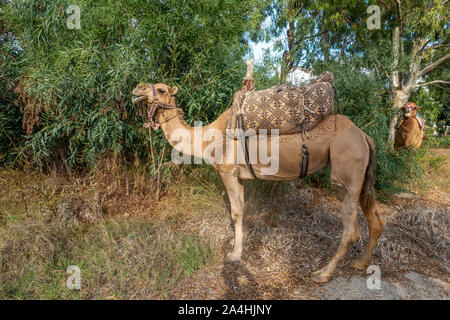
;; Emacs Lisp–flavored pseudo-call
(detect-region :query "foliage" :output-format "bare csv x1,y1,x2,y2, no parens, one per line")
424,135,450,149
412,65,450,131
0,17,24,166
1,0,263,169
253,50,281,90
410,87,444,124
0,0,447,195
310,59,425,194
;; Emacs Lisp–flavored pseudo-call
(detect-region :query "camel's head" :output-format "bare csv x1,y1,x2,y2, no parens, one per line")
132,83,178,106
401,102,419,119
132,83,179,129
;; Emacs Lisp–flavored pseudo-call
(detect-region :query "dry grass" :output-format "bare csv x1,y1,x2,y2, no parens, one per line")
0,168,214,299
405,147,449,202
0,148,448,299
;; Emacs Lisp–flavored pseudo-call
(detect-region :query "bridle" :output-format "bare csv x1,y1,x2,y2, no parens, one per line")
402,102,418,119
144,85,177,130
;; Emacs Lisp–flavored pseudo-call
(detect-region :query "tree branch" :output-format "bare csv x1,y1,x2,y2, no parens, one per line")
390,26,401,89
379,0,391,10
415,80,450,88
418,52,450,77
375,58,390,80
403,39,428,90
420,42,447,56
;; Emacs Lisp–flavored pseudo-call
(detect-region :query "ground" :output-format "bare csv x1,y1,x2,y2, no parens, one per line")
167,148,449,299
0,149,448,299
168,185,449,300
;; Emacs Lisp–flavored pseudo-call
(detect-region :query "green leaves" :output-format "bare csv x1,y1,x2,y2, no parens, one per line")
1,0,262,168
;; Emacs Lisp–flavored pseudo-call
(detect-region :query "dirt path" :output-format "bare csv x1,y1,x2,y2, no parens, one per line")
168,149,449,300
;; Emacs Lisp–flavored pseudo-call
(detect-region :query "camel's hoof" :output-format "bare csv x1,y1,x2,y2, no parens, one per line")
225,252,241,263
350,259,369,271
311,269,332,283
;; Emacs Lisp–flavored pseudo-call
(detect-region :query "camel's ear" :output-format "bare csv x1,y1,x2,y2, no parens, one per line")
169,86,179,96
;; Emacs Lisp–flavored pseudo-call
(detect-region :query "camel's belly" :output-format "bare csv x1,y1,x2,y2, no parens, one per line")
226,133,331,181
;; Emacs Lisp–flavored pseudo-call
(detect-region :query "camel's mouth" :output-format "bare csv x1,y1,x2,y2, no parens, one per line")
132,95,147,104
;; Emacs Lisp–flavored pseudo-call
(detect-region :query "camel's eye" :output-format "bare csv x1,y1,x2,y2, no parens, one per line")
157,88,166,94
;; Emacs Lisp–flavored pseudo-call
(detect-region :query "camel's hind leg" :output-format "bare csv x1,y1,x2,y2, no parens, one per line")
220,168,245,262
311,128,367,283
352,134,386,270
311,190,361,283
350,206,385,270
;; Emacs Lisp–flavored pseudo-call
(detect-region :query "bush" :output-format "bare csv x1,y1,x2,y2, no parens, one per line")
424,135,450,148
0,23,24,166
310,60,426,194
1,0,262,170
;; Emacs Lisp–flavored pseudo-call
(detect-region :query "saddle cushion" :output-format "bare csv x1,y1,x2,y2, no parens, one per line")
226,71,335,135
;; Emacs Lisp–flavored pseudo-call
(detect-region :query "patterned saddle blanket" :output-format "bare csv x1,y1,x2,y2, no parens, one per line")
226,71,335,135
415,114,424,130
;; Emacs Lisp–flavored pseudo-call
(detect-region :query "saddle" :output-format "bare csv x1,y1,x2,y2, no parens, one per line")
226,71,335,135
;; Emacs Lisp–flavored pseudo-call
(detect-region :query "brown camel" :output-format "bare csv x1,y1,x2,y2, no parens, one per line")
394,102,425,149
132,83,386,283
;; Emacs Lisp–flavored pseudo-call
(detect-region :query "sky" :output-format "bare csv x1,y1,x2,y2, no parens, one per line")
248,38,277,63
247,15,280,63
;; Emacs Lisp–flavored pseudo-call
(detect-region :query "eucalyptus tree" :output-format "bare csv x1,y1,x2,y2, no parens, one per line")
260,0,448,143
318,0,449,143
380,0,449,142
260,0,319,83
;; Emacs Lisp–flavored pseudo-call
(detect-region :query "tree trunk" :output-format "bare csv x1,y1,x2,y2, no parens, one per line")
388,114,399,143
280,51,289,84
388,100,403,143
321,21,329,62
388,26,402,144
281,20,296,84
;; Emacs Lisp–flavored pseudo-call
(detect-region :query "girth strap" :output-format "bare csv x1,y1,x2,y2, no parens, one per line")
237,113,257,179
299,120,309,179
299,144,309,178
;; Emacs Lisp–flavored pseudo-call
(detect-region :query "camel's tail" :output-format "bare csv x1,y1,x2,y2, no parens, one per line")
360,134,376,214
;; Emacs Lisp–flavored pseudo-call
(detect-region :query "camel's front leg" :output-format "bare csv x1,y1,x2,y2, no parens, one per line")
220,169,244,262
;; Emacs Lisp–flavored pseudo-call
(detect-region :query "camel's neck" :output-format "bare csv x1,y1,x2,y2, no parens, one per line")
156,107,229,160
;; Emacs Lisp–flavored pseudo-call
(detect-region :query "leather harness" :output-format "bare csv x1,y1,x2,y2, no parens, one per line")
144,85,177,130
